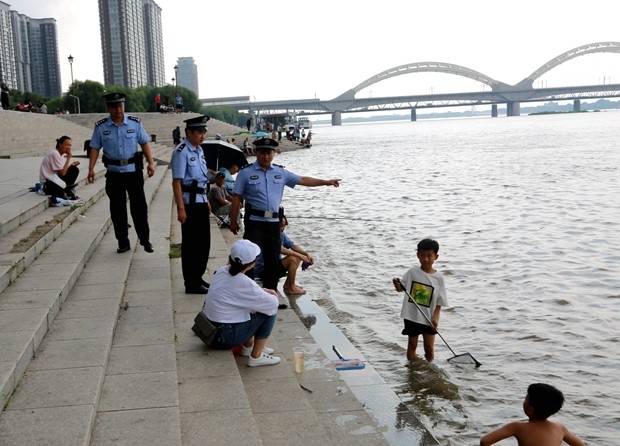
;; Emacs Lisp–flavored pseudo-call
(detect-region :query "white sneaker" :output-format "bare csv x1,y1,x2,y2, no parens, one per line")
240,345,274,357
49,197,63,207
247,352,281,367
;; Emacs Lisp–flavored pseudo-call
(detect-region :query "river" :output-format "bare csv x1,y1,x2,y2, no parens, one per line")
276,111,620,445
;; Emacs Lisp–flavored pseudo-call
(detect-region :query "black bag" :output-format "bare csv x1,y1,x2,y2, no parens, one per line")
192,312,218,347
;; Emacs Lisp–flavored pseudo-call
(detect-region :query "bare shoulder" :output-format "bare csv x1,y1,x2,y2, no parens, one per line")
558,422,586,446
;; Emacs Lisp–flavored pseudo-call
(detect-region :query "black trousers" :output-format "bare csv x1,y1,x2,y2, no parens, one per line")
105,170,149,246
181,203,211,288
244,219,281,289
44,165,79,198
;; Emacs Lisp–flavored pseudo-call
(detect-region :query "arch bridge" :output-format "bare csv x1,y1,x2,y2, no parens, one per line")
225,42,620,124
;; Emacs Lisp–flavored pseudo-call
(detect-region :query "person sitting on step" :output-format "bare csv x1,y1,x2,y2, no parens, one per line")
254,214,314,296
39,136,81,207
201,240,281,367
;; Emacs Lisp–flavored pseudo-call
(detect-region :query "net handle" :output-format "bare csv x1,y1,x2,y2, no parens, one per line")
398,281,457,354
398,282,482,367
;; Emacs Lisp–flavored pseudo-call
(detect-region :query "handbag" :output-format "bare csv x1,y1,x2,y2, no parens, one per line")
192,312,219,347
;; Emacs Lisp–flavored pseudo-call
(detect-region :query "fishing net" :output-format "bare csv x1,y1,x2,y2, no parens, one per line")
447,353,481,367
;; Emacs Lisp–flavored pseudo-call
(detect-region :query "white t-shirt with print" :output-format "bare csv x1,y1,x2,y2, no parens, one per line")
400,266,448,325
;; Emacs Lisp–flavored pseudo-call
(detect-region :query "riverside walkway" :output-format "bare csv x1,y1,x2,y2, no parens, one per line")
0,110,437,445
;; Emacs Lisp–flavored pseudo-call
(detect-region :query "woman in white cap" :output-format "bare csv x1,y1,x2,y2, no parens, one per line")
202,240,281,367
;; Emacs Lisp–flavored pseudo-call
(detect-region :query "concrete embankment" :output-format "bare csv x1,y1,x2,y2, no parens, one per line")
217,225,439,445
0,109,436,444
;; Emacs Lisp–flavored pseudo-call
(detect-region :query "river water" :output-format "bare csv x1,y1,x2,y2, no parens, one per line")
276,112,620,445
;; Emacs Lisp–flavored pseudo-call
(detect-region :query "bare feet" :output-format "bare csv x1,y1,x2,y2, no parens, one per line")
284,285,306,296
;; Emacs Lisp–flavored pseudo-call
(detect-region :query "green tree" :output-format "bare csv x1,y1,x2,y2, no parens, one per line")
202,105,248,127
68,80,106,113
8,89,47,110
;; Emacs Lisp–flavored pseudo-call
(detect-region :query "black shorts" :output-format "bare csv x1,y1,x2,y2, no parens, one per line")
402,319,436,336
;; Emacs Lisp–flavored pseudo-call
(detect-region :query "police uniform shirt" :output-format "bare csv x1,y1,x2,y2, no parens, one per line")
233,161,300,222
90,115,149,173
171,139,209,204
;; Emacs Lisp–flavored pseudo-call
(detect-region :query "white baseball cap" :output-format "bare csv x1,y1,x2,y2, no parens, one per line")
230,240,261,265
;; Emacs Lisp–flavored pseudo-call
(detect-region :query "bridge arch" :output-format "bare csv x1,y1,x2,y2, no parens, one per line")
517,41,620,88
334,61,507,101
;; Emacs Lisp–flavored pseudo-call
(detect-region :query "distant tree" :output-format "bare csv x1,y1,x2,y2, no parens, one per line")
8,89,47,110
202,105,247,127
46,96,71,114
7,81,207,116
68,80,106,113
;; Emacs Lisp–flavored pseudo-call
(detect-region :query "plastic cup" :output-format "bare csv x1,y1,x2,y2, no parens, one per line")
293,347,305,373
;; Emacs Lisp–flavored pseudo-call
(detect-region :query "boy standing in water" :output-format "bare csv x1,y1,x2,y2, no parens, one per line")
480,383,585,446
392,238,447,362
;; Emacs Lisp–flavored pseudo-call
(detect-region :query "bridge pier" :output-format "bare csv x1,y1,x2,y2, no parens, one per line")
573,99,581,112
491,104,498,117
507,101,520,117
331,111,342,126
410,108,417,122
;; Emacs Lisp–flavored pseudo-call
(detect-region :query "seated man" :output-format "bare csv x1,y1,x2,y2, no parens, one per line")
208,172,231,217
254,215,314,295
219,163,239,195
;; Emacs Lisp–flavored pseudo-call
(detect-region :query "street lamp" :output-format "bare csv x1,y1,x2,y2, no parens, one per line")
67,54,74,85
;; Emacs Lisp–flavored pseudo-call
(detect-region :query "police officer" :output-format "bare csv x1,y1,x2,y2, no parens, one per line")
230,137,341,290
171,115,211,294
88,92,156,253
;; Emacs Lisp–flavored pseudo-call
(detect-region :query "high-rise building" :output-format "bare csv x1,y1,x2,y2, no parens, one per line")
0,1,17,89
0,2,61,98
98,0,165,88
23,18,61,98
176,57,198,96
143,0,164,86
10,12,32,92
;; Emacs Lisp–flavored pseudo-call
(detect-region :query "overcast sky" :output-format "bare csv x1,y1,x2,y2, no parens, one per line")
8,0,620,101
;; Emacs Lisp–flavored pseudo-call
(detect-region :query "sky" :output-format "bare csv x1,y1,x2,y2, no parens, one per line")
7,0,620,102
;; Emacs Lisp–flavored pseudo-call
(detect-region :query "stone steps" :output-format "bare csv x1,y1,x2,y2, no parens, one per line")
89,172,182,446
0,110,94,158
0,169,107,295
0,161,170,417
0,144,171,297
170,210,389,445
170,210,265,446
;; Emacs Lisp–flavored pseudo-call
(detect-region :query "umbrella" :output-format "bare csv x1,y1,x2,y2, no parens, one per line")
201,140,248,171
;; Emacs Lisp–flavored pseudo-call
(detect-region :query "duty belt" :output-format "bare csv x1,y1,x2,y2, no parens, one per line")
248,209,279,219
102,152,142,167
182,180,207,204
181,184,207,195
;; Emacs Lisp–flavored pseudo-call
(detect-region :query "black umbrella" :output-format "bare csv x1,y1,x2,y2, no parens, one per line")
201,140,249,171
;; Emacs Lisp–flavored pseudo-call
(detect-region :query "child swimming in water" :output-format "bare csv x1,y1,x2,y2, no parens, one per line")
480,383,585,446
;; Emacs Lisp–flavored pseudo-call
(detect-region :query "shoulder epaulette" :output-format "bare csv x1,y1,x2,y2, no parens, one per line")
95,118,107,127
240,163,253,170
273,163,285,168
175,143,186,152
128,115,141,123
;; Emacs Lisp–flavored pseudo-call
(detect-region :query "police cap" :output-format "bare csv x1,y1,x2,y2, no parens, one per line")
184,115,210,130
253,137,279,151
102,92,126,104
